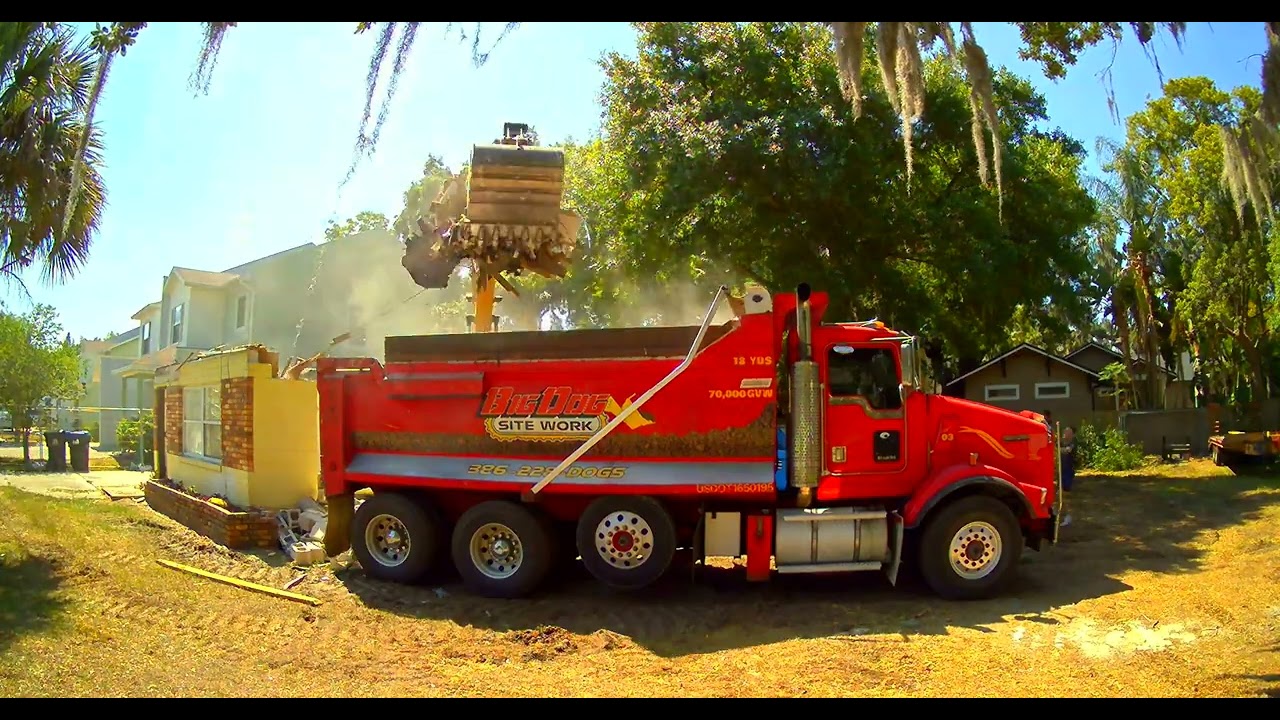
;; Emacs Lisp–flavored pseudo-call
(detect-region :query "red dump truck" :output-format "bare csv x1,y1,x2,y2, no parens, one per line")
317,284,1064,600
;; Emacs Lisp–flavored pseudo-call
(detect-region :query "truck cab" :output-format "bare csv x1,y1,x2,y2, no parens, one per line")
752,283,1063,598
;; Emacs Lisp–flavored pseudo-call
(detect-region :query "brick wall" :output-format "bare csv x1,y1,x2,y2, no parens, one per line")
163,387,183,453
221,377,254,472
144,480,276,549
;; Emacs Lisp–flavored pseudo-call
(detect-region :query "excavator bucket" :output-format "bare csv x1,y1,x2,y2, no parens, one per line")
401,122,580,294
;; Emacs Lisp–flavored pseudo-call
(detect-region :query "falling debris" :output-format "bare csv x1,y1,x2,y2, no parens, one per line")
277,497,329,566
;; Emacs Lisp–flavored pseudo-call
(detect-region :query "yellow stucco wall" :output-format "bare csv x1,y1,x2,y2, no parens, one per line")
164,453,251,504
251,378,320,508
157,347,319,510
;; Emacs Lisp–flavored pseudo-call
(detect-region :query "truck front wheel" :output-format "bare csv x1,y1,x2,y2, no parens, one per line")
351,492,443,584
917,495,1023,600
451,500,554,599
576,496,676,590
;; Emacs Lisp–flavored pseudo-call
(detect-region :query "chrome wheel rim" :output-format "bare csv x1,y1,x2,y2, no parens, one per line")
470,522,524,579
595,511,654,569
365,513,411,567
949,521,1002,579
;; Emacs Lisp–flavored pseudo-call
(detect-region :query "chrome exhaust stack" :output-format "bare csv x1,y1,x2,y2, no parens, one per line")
790,284,821,499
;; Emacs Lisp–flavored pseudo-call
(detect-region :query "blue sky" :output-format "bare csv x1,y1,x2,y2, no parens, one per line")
2,22,1270,341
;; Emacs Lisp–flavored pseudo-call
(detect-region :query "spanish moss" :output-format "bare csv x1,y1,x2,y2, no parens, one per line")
960,22,1004,220
189,22,236,95
367,22,420,157
830,22,866,116
1219,120,1276,227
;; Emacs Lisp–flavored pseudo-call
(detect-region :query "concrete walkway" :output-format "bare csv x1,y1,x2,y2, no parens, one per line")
0,470,150,500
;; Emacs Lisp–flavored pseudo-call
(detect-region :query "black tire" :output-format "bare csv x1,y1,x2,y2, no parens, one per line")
350,492,443,584
576,495,677,590
451,500,554,599
916,495,1023,601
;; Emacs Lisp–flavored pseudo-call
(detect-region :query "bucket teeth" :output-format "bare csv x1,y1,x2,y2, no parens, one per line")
399,124,583,293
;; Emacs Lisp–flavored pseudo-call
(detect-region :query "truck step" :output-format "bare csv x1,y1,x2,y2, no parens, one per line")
775,561,883,574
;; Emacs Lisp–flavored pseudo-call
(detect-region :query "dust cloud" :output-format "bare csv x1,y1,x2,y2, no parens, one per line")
295,230,744,364
602,281,741,329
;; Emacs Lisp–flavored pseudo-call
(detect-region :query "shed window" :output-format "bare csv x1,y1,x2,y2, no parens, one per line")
984,384,1019,401
182,385,222,461
1035,382,1070,399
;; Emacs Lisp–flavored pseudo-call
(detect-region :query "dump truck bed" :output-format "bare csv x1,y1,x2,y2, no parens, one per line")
318,312,782,500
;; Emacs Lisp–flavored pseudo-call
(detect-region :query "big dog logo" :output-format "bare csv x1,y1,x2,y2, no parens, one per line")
480,385,656,441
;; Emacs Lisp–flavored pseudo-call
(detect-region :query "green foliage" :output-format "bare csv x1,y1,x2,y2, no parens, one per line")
115,413,153,457
85,420,99,443
593,22,1098,377
1,22,108,286
323,211,391,242
1074,422,1146,471
1100,76,1279,412
0,304,82,461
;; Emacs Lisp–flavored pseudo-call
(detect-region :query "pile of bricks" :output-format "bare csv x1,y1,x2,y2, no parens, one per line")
144,480,275,549
220,377,254,472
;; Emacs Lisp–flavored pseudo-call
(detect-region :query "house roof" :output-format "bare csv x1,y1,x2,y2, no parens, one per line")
130,301,161,321
220,242,316,275
1066,340,1176,376
171,267,241,288
107,325,142,349
945,342,1101,387
1066,340,1122,361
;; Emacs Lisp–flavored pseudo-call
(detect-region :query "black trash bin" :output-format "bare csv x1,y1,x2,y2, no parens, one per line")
66,430,91,473
44,430,68,472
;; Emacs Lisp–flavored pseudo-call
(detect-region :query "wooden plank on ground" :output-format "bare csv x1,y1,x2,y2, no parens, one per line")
156,559,321,606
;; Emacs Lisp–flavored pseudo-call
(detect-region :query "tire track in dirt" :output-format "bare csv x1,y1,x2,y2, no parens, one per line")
95,542,296,590
76,587,316,640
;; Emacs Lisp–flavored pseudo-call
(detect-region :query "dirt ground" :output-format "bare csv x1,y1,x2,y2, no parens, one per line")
0,459,1277,698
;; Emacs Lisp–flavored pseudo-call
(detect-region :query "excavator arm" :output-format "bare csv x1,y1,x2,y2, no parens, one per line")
400,122,581,332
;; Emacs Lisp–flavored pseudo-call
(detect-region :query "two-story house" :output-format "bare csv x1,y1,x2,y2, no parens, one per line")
73,326,145,450
112,229,453,446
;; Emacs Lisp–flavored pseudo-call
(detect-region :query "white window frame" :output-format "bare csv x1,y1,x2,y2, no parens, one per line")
984,384,1020,401
182,385,222,462
140,321,151,355
1035,381,1071,399
235,295,247,328
171,304,184,345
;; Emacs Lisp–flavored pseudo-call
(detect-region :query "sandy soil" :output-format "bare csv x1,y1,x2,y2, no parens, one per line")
0,459,1276,697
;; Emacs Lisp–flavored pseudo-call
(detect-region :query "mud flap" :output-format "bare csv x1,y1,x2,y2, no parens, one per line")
885,510,905,586
324,493,354,558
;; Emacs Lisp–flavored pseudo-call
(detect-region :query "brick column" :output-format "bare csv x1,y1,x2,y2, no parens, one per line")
163,387,183,454
221,377,254,471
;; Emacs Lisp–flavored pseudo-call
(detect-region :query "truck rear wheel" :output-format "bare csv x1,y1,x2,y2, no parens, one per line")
576,496,676,590
917,495,1023,600
351,492,443,584
451,500,554,599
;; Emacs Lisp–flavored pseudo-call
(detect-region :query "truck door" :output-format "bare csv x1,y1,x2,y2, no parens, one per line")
823,343,908,475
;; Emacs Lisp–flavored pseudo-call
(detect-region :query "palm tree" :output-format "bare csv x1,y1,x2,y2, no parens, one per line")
0,22,106,291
